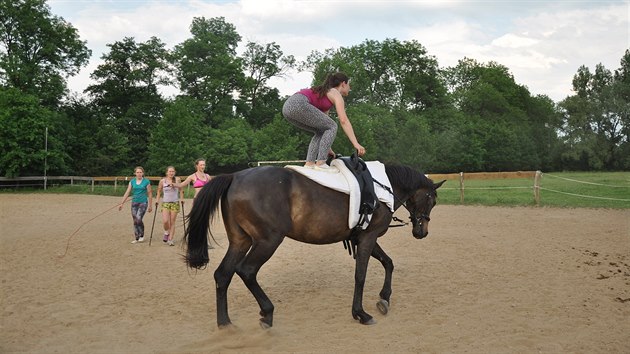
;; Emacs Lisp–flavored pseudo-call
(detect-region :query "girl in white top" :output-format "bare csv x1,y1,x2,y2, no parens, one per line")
155,166,183,246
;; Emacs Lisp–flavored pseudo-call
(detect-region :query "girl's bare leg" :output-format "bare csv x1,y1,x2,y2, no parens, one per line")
168,211,177,245
162,208,170,242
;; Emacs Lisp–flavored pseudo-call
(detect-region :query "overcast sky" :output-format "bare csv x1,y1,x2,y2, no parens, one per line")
48,0,629,102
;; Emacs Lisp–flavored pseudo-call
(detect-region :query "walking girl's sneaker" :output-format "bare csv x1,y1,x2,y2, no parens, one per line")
163,232,169,243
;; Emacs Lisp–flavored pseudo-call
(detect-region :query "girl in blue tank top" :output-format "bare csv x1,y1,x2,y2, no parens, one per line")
119,166,153,244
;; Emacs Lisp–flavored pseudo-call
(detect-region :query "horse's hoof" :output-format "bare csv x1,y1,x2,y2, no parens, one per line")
362,318,377,325
376,299,389,315
218,322,234,330
259,319,272,330
354,313,376,325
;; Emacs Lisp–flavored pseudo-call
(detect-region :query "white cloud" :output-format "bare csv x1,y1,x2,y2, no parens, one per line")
505,3,628,100
50,0,629,102
492,33,539,48
407,20,490,67
239,0,331,20
407,2,628,100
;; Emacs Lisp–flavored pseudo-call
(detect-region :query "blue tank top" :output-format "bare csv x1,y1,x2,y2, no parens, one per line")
130,178,150,203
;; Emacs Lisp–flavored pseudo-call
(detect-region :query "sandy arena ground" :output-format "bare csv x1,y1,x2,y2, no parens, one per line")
0,194,628,353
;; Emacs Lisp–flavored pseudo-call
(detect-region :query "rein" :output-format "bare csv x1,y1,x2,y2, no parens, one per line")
372,178,418,227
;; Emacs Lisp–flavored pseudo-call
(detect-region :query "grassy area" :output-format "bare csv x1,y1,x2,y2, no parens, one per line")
2,172,629,209
436,171,630,209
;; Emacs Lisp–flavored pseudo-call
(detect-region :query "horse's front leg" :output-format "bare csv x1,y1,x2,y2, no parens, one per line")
351,235,378,325
371,242,393,315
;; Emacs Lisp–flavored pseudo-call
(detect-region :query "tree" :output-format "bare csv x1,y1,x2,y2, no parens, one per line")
613,49,630,168
61,96,129,175
146,97,209,175
347,103,398,162
0,0,92,176
238,41,295,128
250,114,304,162
0,0,91,106
444,58,556,171
0,87,69,177
304,39,447,111
559,50,630,170
205,120,252,170
86,36,169,168
526,95,564,170
172,17,243,127
388,110,434,170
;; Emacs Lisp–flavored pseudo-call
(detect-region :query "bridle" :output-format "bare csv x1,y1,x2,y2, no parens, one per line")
406,191,433,227
373,178,433,228
343,178,434,257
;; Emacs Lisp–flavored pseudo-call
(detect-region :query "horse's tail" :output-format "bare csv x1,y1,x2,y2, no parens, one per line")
184,173,233,269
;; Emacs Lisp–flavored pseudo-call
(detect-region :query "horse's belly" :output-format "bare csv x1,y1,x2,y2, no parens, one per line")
286,230,351,245
285,215,352,244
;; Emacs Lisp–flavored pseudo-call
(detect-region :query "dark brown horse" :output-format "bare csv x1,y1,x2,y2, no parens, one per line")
184,164,444,328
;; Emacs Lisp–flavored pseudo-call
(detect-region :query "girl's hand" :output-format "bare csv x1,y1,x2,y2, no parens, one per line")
355,144,366,156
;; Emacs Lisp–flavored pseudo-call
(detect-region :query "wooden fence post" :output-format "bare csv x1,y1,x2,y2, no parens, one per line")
91,178,95,192
534,170,542,206
459,172,465,204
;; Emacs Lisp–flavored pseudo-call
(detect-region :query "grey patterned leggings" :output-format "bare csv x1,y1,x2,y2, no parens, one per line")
282,93,338,162
131,202,147,239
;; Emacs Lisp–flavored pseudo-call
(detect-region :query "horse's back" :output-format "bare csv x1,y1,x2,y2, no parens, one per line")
224,166,354,244
228,166,295,201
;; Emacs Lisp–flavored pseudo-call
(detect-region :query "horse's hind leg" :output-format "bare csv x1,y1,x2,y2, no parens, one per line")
214,239,251,328
235,238,283,329
371,243,393,315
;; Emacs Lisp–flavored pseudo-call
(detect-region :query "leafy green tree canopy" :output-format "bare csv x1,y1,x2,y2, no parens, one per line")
0,0,91,106
172,17,244,126
559,50,630,170
85,36,169,168
238,41,295,128
0,87,69,177
304,38,447,111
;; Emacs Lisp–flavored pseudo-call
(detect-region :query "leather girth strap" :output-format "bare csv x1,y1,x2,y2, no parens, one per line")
337,152,380,258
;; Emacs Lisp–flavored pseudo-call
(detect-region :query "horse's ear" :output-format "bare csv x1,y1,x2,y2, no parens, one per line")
434,180,446,189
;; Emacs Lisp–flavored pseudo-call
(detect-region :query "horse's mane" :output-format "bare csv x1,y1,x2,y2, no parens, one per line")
384,164,434,192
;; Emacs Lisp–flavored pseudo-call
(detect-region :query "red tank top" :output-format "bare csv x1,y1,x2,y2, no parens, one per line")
298,88,333,112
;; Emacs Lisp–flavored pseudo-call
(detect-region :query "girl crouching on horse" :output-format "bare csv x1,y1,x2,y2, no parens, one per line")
282,72,366,171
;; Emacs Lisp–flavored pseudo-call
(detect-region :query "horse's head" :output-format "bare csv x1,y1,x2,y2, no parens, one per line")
406,179,445,239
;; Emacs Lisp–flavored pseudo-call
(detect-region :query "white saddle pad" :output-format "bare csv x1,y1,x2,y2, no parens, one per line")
285,160,394,229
